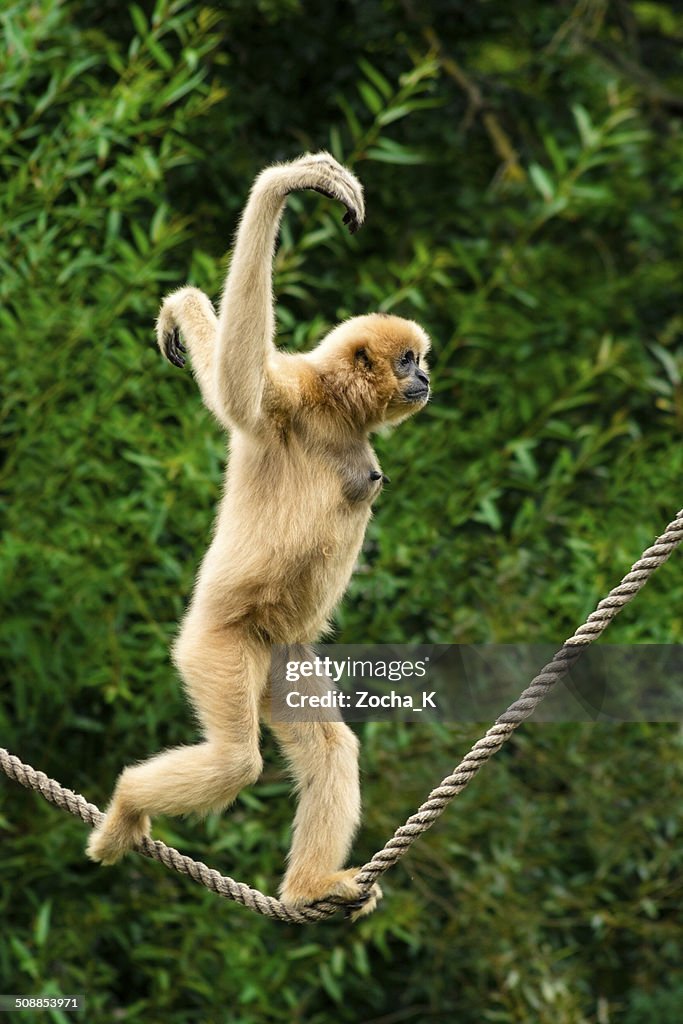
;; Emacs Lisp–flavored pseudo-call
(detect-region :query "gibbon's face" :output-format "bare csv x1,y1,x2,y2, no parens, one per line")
312,313,431,430
351,314,431,428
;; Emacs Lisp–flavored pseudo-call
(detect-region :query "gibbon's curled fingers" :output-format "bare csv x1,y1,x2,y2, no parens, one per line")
285,150,365,232
165,326,186,368
87,151,430,917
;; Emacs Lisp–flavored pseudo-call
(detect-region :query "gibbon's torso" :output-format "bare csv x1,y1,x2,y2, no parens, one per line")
190,420,382,642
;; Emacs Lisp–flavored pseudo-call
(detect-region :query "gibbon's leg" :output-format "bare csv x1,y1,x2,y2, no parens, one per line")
156,286,221,420
272,720,382,918
265,648,382,918
213,152,365,430
86,623,270,865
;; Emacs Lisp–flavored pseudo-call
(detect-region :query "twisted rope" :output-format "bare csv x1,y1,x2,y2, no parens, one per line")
355,507,683,888
0,749,340,922
2,508,681,921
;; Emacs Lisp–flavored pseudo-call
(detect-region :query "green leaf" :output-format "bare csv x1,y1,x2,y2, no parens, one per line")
572,103,598,148
649,342,681,385
329,124,344,162
130,3,148,38
150,202,169,243
473,495,502,531
147,36,173,72
358,80,383,115
529,162,555,200
34,901,52,947
158,70,208,108
366,138,426,164
377,104,414,126
319,963,343,1003
336,93,362,140
541,132,568,174
358,58,393,100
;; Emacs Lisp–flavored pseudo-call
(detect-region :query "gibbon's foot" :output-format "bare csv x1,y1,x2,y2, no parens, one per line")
162,325,186,369
280,868,383,922
86,810,151,865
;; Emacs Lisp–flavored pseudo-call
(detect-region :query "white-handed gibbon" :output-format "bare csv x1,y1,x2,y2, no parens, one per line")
86,152,431,917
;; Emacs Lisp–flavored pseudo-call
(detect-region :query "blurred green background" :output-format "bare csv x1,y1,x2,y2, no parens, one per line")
1,0,682,1021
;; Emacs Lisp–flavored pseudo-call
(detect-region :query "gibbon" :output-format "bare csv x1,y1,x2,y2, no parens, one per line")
86,152,431,917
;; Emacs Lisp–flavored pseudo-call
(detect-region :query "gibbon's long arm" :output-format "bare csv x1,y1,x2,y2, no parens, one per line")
213,153,365,431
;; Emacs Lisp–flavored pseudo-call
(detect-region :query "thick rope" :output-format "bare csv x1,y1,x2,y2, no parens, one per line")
0,749,341,923
355,507,683,888
1,508,681,921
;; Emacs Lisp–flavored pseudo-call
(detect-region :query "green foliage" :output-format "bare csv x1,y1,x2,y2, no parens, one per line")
1,1,682,1022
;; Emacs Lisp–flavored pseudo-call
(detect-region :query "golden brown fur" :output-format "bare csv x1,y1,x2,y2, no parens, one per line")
86,152,430,917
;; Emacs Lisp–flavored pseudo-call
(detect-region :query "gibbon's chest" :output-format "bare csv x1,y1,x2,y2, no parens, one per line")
323,438,385,507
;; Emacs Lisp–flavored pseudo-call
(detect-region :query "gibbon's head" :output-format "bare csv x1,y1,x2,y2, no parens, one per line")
310,313,431,431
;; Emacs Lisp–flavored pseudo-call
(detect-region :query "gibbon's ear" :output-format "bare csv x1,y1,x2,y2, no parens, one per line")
354,347,372,368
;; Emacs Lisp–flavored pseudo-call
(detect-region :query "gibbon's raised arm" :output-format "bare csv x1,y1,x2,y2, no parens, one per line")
213,153,365,431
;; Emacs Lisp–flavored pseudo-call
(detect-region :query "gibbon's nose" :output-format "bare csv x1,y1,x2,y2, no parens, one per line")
416,368,429,388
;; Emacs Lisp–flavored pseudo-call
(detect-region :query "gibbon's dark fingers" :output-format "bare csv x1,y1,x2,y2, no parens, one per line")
310,185,361,234
164,326,186,369
306,167,364,234
291,169,364,234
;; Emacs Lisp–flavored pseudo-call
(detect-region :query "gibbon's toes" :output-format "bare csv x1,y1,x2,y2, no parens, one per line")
344,883,383,922
280,868,383,921
86,828,128,866
163,326,186,369
344,882,383,922
85,813,151,865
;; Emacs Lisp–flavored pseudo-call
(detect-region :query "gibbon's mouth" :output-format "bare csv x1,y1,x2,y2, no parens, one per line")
403,386,430,403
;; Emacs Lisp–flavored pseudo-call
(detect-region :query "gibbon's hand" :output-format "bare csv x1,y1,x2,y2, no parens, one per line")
261,151,365,234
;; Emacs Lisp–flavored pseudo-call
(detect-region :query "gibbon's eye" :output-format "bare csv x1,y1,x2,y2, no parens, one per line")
355,347,372,368
400,350,415,367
